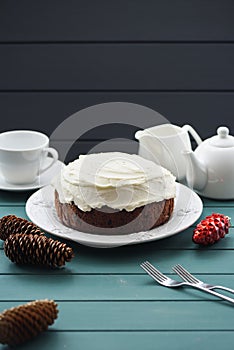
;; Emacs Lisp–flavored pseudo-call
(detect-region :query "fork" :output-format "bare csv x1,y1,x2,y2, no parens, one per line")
173,264,234,294
140,261,234,304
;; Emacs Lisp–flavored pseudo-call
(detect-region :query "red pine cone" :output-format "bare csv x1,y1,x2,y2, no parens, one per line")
193,213,230,246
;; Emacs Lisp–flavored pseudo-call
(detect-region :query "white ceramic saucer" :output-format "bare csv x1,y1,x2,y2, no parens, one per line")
0,158,64,192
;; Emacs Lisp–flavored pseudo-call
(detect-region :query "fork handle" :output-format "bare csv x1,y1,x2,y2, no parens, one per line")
213,286,234,294
189,284,234,304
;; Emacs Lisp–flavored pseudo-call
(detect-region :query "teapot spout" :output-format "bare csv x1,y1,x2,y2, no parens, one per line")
183,150,207,191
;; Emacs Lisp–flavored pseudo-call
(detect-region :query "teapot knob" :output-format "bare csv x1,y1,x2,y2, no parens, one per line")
217,126,229,138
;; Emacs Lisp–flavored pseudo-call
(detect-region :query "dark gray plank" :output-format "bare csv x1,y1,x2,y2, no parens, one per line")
0,0,234,42
52,140,137,163
0,92,234,140
1,44,234,90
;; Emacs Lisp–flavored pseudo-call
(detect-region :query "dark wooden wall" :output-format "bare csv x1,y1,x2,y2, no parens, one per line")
0,0,234,160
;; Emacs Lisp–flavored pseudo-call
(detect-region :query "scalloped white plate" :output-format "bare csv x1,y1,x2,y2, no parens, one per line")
26,183,203,248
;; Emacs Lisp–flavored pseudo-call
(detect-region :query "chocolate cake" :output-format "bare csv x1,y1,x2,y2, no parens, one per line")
55,190,174,234
52,152,176,234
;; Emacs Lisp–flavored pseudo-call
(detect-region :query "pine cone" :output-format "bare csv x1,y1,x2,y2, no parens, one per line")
0,299,58,346
4,233,75,268
0,215,43,241
193,213,230,245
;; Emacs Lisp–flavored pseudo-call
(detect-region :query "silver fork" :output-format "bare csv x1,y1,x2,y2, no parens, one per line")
173,264,234,294
140,261,234,304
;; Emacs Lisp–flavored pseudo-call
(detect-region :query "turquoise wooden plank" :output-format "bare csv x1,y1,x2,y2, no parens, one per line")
1,204,233,226
0,301,233,331
195,207,234,225
41,300,234,331
121,226,234,250
144,227,234,249
1,226,234,251
1,193,233,208
0,190,32,205
0,206,27,218
0,194,232,209
1,331,234,350
0,207,233,252
0,197,233,350
0,205,233,230
1,274,234,302
1,244,234,274
0,196,233,217
0,204,233,232
0,249,78,274
202,197,234,207
1,193,231,208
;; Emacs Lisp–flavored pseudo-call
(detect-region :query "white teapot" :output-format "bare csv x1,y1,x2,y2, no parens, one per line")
184,126,234,199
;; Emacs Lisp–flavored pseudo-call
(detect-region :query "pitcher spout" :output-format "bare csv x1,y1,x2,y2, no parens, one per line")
183,150,207,191
135,130,144,140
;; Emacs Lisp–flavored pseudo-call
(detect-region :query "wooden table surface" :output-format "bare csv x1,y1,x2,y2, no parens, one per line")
0,189,234,349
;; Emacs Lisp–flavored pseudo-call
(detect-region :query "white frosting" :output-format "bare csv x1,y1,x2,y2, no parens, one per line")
53,152,176,212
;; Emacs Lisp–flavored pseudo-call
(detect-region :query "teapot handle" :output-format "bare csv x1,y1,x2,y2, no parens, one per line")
182,124,202,146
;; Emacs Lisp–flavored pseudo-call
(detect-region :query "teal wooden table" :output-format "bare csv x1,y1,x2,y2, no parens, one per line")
0,190,234,349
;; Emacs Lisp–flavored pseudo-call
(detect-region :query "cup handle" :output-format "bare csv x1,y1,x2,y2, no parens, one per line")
39,147,59,174
182,124,202,146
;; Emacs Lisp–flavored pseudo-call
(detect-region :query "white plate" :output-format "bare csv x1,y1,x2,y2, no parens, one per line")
26,183,203,248
0,159,64,192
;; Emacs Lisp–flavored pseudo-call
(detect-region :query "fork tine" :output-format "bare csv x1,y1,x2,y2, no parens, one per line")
140,262,166,283
172,265,191,282
173,265,196,283
140,262,163,282
140,263,164,283
174,264,200,283
173,265,193,282
143,261,167,281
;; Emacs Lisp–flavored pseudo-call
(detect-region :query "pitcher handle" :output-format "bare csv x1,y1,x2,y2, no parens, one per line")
182,124,202,146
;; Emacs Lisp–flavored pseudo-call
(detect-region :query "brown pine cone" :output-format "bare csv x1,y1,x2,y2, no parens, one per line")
0,215,43,241
4,233,75,268
0,299,58,346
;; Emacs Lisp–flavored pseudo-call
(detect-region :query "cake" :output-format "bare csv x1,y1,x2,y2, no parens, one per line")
53,152,176,234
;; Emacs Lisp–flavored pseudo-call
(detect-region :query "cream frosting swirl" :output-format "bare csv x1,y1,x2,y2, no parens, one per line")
53,152,176,212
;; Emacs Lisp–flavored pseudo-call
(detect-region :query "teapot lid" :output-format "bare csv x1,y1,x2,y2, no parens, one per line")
209,126,234,148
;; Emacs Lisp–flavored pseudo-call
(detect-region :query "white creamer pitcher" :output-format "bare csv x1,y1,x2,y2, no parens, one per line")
135,124,202,181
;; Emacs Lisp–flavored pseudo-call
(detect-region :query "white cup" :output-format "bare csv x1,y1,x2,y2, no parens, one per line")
135,124,202,181
0,130,58,185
